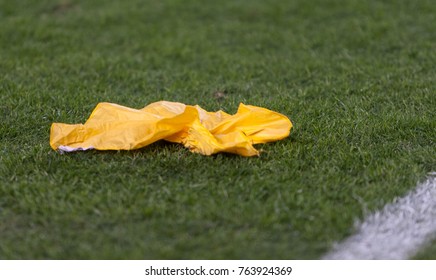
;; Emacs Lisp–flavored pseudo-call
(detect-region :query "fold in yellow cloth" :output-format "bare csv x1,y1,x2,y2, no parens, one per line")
50,101,292,156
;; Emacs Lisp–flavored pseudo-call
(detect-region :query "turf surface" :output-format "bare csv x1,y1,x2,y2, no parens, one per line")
414,238,436,260
1,0,435,259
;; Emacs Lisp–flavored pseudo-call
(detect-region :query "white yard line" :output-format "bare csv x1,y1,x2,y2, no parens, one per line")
324,174,436,260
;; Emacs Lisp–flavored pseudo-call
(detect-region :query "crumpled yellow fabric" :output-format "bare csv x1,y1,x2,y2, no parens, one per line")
50,101,292,156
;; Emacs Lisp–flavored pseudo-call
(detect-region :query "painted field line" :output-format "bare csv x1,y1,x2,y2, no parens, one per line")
324,173,436,260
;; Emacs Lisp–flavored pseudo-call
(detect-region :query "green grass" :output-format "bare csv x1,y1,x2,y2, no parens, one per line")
414,239,436,260
1,0,435,259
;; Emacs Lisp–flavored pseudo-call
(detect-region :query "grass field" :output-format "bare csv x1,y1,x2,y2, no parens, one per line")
1,0,435,259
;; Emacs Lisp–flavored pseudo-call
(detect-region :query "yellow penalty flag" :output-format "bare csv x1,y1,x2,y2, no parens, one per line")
50,101,292,156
